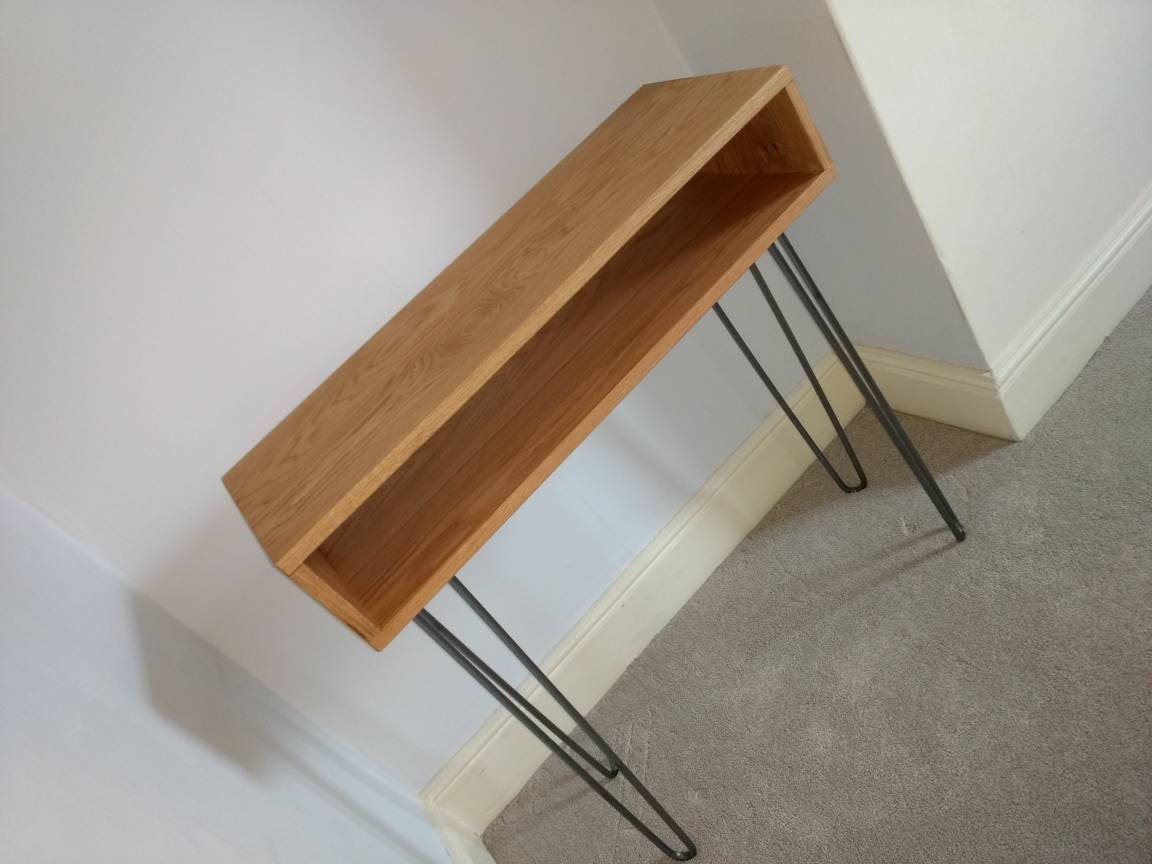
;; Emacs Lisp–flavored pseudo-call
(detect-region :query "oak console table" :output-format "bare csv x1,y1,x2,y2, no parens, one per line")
224,67,964,860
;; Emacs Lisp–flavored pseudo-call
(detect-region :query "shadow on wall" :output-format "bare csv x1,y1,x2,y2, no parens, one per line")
0,487,450,863
127,585,446,863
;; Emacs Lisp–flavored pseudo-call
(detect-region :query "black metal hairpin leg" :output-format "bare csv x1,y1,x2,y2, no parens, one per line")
417,578,697,861
771,233,966,542
448,578,618,780
713,282,867,494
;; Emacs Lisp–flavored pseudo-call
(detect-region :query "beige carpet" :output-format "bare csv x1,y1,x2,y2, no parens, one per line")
484,290,1152,863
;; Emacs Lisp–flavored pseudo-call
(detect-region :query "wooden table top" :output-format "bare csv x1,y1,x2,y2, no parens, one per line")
223,66,834,648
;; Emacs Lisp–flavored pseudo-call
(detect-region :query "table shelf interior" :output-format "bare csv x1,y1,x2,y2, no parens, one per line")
311,137,830,646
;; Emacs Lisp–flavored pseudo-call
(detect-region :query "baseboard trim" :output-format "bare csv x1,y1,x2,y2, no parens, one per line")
237,686,461,864
993,183,1152,437
856,345,1018,441
428,806,498,864
421,353,863,851
856,183,1152,444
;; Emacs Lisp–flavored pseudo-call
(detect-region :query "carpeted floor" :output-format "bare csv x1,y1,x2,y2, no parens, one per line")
484,290,1152,864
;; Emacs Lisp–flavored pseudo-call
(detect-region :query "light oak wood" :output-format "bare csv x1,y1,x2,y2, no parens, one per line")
702,83,828,175
223,67,834,649
318,171,828,648
223,66,797,573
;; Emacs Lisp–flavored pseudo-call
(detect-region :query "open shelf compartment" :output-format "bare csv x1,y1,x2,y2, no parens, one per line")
223,70,834,649
302,85,831,648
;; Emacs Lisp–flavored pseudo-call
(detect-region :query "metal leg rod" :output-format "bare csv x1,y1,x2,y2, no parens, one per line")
771,234,966,541
428,594,618,780
417,610,697,861
713,303,866,493
749,261,868,492
775,234,956,500
449,577,619,775
770,238,960,535
770,239,957,527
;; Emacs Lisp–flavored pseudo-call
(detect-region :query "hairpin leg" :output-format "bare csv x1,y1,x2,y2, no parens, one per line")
448,578,619,777
771,233,966,542
416,579,697,861
713,286,867,494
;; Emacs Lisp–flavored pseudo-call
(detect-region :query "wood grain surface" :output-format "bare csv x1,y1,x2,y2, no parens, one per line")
224,66,795,573
222,69,834,649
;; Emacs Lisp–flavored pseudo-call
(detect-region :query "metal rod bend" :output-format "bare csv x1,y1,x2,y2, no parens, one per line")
772,234,966,541
713,297,867,494
418,583,698,861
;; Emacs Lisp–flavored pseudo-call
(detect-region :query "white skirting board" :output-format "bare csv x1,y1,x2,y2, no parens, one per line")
429,807,499,864
855,345,1018,441
422,352,866,852
991,183,1152,439
857,183,1152,443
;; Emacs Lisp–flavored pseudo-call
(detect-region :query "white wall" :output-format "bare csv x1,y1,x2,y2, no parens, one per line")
0,488,449,864
652,0,988,368
823,0,1152,366
0,0,834,795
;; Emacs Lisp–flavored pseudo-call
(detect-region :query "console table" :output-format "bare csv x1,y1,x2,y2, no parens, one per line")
223,66,964,860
